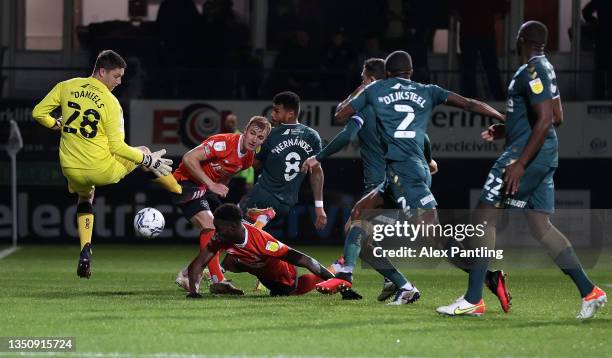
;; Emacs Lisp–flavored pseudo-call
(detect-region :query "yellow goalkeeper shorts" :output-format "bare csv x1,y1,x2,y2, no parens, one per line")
62,156,139,197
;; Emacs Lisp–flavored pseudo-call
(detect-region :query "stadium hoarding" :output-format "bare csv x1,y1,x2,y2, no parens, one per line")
129,100,612,158
0,178,352,244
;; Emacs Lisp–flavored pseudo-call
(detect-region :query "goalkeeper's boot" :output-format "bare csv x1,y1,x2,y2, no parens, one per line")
328,255,345,275
315,272,352,294
246,207,276,224
377,278,398,302
485,270,512,313
210,280,244,295
436,296,486,316
387,285,420,305
77,243,92,279
577,286,607,319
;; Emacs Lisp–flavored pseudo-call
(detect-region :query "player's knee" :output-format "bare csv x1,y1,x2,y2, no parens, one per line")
191,211,214,231
526,212,552,239
76,201,93,214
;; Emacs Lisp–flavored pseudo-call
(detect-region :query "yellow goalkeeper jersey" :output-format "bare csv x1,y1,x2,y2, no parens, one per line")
32,77,144,170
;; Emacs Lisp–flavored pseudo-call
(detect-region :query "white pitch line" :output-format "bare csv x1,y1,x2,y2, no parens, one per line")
0,353,376,358
0,246,20,260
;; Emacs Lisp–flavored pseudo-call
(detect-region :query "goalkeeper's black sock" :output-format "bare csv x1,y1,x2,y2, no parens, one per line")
76,202,94,250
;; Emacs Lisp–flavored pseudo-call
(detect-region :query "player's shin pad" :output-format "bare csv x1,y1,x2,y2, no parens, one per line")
76,202,94,250
538,225,572,259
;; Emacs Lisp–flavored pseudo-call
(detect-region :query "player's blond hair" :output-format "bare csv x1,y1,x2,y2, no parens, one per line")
245,116,272,136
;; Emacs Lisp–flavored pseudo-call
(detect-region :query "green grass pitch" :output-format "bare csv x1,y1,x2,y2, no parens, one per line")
1,245,610,357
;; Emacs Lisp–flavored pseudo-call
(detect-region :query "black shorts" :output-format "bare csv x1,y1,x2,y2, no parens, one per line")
171,180,223,220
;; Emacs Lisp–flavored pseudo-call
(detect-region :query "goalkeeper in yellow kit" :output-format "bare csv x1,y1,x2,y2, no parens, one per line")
32,50,181,278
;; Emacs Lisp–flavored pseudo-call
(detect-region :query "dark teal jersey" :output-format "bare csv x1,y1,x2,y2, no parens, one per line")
353,106,386,187
255,123,322,206
350,78,450,163
501,55,559,167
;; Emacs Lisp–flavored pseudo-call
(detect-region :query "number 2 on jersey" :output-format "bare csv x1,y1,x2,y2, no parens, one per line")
393,104,415,138
63,101,101,139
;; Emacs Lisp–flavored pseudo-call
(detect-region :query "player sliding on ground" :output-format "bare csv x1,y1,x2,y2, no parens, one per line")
327,50,512,311
32,50,180,279
302,58,438,304
173,116,271,295
185,204,336,298
437,21,607,318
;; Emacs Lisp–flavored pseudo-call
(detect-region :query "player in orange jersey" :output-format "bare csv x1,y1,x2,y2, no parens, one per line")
185,204,336,298
172,116,271,294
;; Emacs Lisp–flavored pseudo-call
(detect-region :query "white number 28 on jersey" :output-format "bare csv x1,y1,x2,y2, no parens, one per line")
393,104,416,138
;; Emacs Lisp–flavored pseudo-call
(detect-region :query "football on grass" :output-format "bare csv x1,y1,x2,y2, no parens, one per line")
134,207,165,239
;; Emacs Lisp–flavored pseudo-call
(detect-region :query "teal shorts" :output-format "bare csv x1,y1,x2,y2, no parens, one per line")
239,184,292,220
380,160,437,210
479,160,556,213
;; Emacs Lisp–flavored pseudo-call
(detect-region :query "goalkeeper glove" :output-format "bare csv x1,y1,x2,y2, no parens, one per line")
141,149,173,176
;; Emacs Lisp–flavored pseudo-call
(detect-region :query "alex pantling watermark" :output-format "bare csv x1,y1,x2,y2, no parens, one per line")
356,209,612,270
369,218,503,261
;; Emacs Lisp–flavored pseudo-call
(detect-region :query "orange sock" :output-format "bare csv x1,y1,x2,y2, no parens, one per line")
199,230,225,283
292,274,322,295
254,220,266,229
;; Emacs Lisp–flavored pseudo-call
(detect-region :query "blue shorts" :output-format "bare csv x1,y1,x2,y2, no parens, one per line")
380,160,437,210
479,160,556,213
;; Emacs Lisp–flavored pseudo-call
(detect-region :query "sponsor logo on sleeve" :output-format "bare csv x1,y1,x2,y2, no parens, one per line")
265,241,280,252
529,78,543,94
213,141,226,151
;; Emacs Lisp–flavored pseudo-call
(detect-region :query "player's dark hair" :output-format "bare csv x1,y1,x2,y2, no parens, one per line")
363,58,385,80
273,91,300,115
93,50,127,73
214,204,243,223
520,21,548,46
384,51,413,76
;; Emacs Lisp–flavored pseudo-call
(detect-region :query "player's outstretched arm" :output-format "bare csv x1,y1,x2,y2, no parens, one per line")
308,164,327,230
281,248,334,280
32,83,63,130
482,123,506,141
182,145,229,197
301,119,361,174
319,119,360,161
336,84,367,114
186,247,215,297
102,104,172,175
504,99,554,195
446,93,505,122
